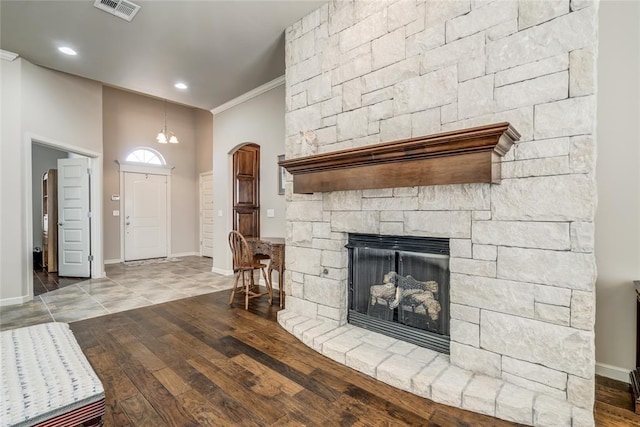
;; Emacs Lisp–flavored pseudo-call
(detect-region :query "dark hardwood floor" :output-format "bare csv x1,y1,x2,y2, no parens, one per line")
70,289,639,426
596,375,640,426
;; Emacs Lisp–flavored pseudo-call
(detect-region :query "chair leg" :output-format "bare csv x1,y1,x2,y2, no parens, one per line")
279,272,284,309
229,272,240,304
262,267,272,305
244,270,250,310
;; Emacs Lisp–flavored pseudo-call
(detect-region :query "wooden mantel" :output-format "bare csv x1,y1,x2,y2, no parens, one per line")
279,122,521,194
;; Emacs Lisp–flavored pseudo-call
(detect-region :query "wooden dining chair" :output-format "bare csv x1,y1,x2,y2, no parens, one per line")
228,230,272,309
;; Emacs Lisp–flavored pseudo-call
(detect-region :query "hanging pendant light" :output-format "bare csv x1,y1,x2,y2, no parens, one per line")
156,100,179,144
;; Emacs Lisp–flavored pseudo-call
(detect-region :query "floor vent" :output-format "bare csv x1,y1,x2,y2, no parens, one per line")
93,0,141,22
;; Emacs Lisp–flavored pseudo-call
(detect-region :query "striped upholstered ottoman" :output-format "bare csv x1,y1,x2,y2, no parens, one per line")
1,322,105,427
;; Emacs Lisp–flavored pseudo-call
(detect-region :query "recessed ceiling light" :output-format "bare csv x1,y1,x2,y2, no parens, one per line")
174,82,188,90
58,46,77,56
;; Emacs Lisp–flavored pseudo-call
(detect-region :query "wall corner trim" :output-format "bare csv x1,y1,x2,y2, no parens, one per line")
210,75,285,115
1,49,19,61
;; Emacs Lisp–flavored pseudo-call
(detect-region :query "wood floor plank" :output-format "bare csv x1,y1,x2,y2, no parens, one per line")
69,287,640,427
232,329,316,375
159,331,227,362
84,346,139,401
175,389,236,427
126,340,167,372
428,405,522,427
340,382,438,424
101,400,134,427
277,388,344,426
217,334,344,403
231,353,304,396
121,359,200,427
595,400,640,426
187,355,280,425
119,393,167,427
153,367,191,397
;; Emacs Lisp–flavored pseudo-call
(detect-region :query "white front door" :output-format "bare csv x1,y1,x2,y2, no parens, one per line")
57,157,91,277
124,172,168,261
199,172,214,258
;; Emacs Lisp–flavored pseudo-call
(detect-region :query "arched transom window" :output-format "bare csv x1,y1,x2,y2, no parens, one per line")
126,148,165,165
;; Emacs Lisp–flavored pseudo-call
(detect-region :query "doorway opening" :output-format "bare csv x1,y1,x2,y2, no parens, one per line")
117,151,172,262
30,141,98,297
199,171,214,258
232,143,261,238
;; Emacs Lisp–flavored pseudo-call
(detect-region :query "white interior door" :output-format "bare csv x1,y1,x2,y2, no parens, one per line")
199,172,214,258
57,157,91,277
124,172,167,261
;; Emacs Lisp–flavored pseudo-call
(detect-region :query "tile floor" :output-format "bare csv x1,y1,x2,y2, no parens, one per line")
0,256,234,332
33,268,85,296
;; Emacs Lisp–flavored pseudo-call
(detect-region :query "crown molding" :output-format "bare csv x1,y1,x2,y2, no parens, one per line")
211,75,285,115
1,50,19,62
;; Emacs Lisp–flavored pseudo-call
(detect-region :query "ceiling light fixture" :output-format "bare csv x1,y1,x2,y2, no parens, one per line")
174,82,188,90
58,46,77,56
156,100,179,144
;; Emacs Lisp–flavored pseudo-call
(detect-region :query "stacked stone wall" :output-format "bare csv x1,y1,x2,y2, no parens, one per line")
283,0,598,422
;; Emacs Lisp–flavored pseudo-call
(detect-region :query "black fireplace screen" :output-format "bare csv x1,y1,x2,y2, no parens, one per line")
347,234,450,353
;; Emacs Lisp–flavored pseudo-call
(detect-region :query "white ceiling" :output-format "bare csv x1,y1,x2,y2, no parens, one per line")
0,0,326,110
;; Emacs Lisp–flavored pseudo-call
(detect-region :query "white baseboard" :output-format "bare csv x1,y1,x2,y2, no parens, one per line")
104,259,122,265
171,252,200,258
0,295,31,307
212,267,234,276
596,362,631,383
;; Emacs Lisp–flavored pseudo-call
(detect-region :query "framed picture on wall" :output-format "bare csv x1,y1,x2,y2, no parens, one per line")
277,154,285,195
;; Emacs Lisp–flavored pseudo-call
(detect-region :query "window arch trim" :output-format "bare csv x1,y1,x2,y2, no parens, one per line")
125,147,166,165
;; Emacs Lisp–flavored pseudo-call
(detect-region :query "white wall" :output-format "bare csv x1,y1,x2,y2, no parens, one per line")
102,86,207,261
22,61,103,153
0,58,103,305
595,0,640,380
0,57,24,303
211,84,286,274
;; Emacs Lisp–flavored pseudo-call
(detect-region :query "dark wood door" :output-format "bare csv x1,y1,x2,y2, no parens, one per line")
233,144,260,238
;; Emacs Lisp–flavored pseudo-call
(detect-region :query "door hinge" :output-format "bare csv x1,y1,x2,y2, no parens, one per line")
88,255,94,262
87,211,93,218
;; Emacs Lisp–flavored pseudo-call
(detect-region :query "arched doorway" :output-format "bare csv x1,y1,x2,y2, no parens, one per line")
232,143,260,238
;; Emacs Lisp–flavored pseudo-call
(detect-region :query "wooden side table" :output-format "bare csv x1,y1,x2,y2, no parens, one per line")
247,237,285,308
631,280,640,414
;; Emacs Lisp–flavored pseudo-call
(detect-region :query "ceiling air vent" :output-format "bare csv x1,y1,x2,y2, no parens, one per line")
93,0,141,22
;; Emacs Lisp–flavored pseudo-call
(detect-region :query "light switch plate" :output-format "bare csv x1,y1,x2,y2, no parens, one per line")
112,210,120,216
267,209,275,218
218,210,223,217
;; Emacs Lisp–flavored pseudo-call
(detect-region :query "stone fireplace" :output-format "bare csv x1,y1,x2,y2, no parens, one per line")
278,1,598,426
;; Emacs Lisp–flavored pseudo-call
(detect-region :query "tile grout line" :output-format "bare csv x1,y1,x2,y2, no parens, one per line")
78,280,114,314
39,295,56,322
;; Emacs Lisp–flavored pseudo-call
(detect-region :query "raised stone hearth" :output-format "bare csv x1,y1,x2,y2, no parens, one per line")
277,312,592,425
280,1,598,426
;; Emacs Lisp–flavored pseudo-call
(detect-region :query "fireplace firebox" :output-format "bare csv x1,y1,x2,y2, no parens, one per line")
346,234,450,353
